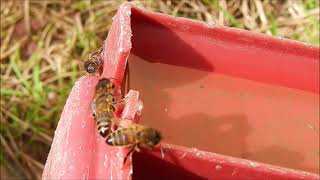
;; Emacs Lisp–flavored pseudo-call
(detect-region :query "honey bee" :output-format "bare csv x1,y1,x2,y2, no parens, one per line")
92,78,118,137
106,124,162,165
84,47,103,74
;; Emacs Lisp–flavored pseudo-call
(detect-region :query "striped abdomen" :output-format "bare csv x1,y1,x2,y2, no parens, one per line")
106,124,162,148
106,126,137,146
92,93,116,137
95,112,113,137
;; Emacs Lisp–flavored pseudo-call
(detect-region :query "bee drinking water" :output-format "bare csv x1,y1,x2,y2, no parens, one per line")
84,47,103,74
106,124,162,165
92,78,118,137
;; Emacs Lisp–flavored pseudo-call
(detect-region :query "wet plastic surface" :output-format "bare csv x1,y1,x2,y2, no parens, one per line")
127,55,319,174
43,2,319,180
128,55,319,177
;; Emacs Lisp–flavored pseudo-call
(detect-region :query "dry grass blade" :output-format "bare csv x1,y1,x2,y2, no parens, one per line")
20,152,43,180
36,131,53,145
254,0,268,26
24,0,31,35
0,37,28,61
1,105,29,129
21,152,45,170
172,0,186,16
1,106,52,145
0,26,14,58
0,134,33,179
219,0,227,25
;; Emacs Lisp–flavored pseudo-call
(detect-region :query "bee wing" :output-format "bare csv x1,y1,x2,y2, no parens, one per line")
91,98,97,115
106,125,137,146
90,47,103,58
79,61,86,72
110,118,133,129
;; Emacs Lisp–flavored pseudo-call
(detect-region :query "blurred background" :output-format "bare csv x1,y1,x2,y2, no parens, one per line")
0,0,319,179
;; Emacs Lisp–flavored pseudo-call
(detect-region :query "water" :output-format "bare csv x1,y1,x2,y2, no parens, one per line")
127,54,319,174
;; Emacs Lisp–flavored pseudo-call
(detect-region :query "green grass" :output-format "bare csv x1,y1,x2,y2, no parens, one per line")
302,0,320,45
304,0,318,9
203,0,244,28
269,15,278,36
10,50,32,94
0,89,28,97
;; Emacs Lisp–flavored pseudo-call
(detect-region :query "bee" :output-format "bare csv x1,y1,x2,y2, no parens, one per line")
84,47,103,74
92,78,117,137
106,124,162,165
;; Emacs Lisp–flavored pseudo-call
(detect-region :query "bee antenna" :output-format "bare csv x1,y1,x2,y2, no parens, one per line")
160,145,165,159
107,77,116,80
107,77,122,84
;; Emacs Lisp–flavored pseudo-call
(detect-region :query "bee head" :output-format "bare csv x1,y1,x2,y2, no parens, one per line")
84,61,97,74
148,129,162,146
96,78,115,92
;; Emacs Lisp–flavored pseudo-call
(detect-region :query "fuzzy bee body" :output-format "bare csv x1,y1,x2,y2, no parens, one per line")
95,112,113,137
106,124,162,148
106,124,162,165
84,47,103,74
92,78,117,137
95,93,115,105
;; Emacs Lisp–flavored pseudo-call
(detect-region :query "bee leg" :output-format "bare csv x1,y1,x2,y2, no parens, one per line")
134,145,141,152
160,145,165,159
113,98,127,105
123,144,137,167
114,91,130,105
111,123,117,132
92,100,96,114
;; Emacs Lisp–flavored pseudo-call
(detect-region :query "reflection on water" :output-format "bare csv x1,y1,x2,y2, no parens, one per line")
128,54,319,174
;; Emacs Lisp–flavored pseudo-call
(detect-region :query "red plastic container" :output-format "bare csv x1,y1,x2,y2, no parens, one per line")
43,2,319,180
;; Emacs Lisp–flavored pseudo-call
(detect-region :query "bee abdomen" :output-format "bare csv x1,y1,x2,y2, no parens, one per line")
106,130,129,146
96,114,112,137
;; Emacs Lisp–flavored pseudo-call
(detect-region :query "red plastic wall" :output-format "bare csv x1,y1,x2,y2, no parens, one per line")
131,8,319,93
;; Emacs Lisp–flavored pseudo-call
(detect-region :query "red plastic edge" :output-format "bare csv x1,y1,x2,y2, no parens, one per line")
42,3,136,180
